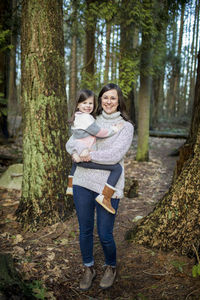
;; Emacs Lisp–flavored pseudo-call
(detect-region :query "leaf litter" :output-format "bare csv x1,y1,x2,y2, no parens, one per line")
1,136,200,299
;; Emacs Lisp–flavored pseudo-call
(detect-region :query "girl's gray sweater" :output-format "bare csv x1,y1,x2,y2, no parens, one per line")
66,111,134,198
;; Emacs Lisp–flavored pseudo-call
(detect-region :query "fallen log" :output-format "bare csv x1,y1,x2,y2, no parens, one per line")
149,130,188,139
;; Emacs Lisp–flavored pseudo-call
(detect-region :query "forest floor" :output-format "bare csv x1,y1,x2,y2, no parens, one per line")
1,135,200,300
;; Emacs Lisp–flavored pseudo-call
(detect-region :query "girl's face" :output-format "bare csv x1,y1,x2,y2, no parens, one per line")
77,96,94,114
101,89,119,114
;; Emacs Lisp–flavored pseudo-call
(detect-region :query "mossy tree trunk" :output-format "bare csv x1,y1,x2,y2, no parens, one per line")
16,0,73,230
128,52,200,255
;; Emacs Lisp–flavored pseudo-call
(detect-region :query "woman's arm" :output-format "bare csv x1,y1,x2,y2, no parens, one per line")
90,122,134,164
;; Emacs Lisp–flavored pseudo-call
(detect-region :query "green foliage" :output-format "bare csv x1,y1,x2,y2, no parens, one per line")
98,1,118,23
119,0,141,27
170,260,186,273
192,264,200,278
0,96,7,117
140,0,157,39
136,293,148,300
118,55,139,98
25,280,47,300
0,25,11,52
80,70,99,91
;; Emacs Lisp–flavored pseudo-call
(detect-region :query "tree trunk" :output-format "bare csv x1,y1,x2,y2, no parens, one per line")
16,0,73,230
174,2,185,117
68,0,78,118
119,0,138,125
127,51,200,255
104,21,111,84
187,2,197,117
82,0,96,89
136,25,153,161
166,12,177,118
111,25,117,82
7,0,19,137
0,0,11,139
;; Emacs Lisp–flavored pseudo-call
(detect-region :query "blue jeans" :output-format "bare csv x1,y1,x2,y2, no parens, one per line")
73,185,120,267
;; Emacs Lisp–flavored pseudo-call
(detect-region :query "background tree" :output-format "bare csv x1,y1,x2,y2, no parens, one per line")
136,0,154,161
0,0,12,139
127,50,200,255
7,0,20,137
68,0,78,117
16,0,73,230
81,0,97,89
119,0,140,125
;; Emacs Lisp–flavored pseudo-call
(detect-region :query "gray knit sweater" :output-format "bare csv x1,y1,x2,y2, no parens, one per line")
66,111,134,198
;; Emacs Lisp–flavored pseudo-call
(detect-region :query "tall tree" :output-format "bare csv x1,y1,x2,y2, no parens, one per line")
7,0,19,137
151,1,170,128
173,2,185,117
0,0,12,138
119,0,139,125
81,0,97,89
104,21,111,84
166,11,178,118
16,0,73,230
127,51,200,255
68,0,78,118
136,0,154,161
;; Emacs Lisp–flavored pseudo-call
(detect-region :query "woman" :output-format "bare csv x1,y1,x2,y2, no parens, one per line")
66,83,134,290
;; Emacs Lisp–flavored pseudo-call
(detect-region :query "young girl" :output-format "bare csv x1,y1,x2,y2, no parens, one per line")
66,89,123,214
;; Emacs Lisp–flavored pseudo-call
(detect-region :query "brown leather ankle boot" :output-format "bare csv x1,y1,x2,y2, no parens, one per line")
66,175,73,195
95,184,116,214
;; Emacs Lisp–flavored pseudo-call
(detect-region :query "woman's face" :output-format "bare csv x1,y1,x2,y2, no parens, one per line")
101,89,119,114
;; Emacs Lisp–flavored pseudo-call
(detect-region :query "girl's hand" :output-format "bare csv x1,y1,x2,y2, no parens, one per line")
115,122,124,131
80,149,90,157
112,122,124,132
81,154,91,162
72,153,81,163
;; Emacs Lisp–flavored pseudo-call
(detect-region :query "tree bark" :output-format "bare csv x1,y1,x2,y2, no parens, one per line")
0,0,11,138
127,51,200,255
7,0,19,137
69,0,78,118
136,17,153,161
82,0,96,89
104,21,111,84
16,0,73,230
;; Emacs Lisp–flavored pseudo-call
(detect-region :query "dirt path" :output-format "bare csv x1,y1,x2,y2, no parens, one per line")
1,137,200,299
